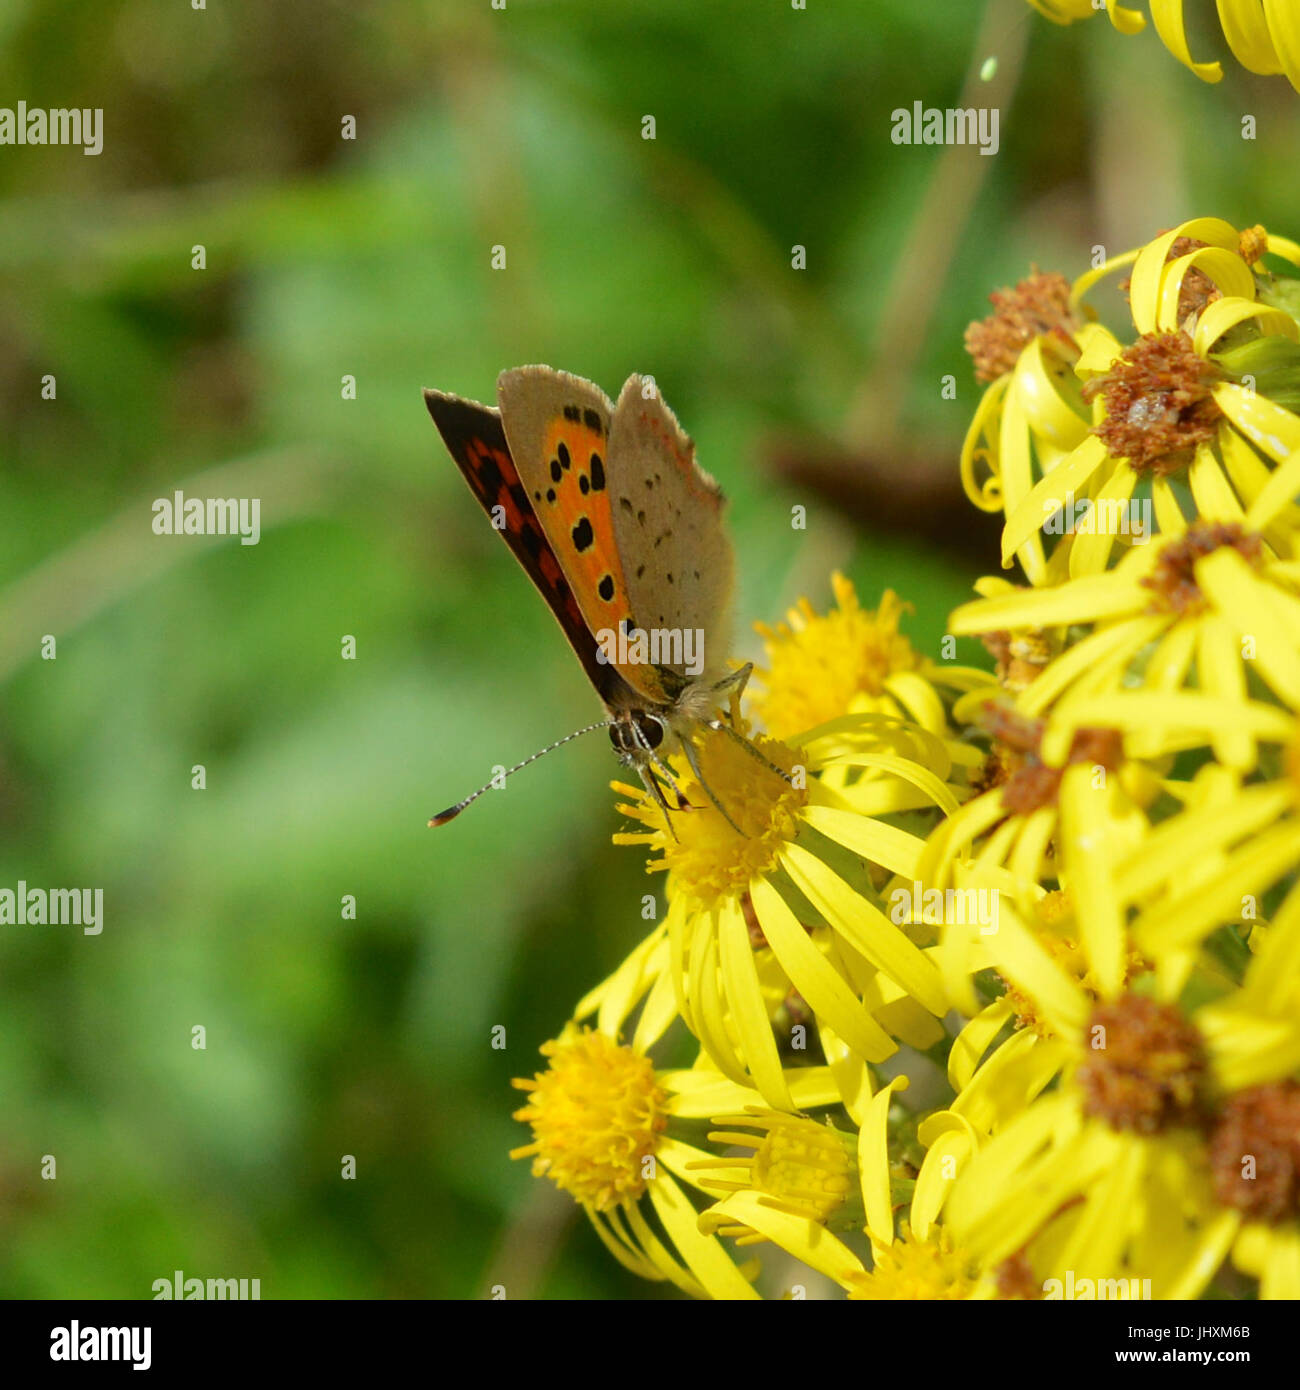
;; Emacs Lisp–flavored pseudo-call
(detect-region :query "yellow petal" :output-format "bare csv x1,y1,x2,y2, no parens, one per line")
1216,0,1285,75
645,1172,760,1299
1196,546,1300,708
1263,0,1300,91
1157,248,1251,330
949,569,1139,634
985,900,1092,1037
1057,765,1126,997
749,876,897,1064
859,1077,909,1247
718,896,794,1110
701,1190,864,1286
1128,219,1240,334
1188,437,1247,523
780,842,947,1016
1000,435,1110,567
801,803,929,878
912,1125,975,1240
1196,295,1298,356
1216,383,1300,464
960,375,1010,514
1152,0,1225,81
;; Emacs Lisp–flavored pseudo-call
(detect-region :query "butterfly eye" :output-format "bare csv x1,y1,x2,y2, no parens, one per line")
610,712,666,756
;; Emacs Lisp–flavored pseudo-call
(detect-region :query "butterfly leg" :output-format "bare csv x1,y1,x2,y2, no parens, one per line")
698,662,794,787
707,662,753,730
706,719,798,787
623,718,689,839
677,731,745,836
632,761,682,841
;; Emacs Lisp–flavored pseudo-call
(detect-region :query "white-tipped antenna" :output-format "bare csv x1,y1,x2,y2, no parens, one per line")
428,719,614,827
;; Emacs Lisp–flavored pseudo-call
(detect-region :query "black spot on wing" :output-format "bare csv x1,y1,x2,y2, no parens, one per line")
558,442,571,469
563,405,580,422
584,408,603,435
590,454,605,490
550,459,562,482
476,453,504,493
598,574,615,602
520,525,544,560
571,517,594,552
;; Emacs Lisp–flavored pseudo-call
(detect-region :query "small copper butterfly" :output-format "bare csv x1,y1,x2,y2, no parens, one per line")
424,367,780,829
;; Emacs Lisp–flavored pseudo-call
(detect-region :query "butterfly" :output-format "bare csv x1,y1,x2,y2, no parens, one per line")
424,366,784,830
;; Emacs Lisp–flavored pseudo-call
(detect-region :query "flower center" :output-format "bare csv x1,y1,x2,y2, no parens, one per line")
614,724,807,906
847,1226,980,1300
981,626,1055,693
1076,996,1208,1134
510,1025,668,1212
1119,234,1229,322
1085,330,1223,474
700,1111,858,1224
1140,521,1266,615
995,1252,1043,1300
1000,893,1148,1039
978,705,1124,816
1208,1081,1300,1225
964,270,1079,384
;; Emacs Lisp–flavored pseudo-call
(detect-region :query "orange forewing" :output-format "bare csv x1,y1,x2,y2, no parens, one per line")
529,412,631,631
520,407,672,706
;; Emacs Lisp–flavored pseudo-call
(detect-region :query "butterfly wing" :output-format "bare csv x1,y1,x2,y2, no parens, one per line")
606,375,735,685
423,387,630,705
496,366,672,707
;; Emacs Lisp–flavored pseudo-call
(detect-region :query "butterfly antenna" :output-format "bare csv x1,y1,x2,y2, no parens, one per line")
429,720,614,826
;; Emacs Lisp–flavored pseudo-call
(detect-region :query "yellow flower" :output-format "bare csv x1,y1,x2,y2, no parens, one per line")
695,1077,1015,1298
1083,704,1300,985
751,574,987,741
692,1108,862,1233
963,218,1300,581
1026,0,1300,91
510,1023,845,1299
948,518,1300,771
941,823,1300,1298
611,716,966,1106
918,715,1159,1012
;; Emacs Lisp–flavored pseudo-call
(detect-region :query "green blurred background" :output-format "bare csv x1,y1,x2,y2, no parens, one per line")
1,0,1297,1298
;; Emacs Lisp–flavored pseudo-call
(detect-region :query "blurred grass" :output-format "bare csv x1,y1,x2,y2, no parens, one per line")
1,0,1298,1298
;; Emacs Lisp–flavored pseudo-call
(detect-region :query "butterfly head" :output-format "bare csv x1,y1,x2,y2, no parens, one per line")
609,709,667,759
